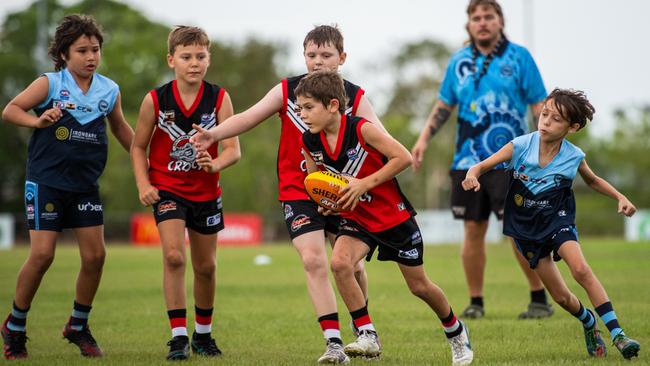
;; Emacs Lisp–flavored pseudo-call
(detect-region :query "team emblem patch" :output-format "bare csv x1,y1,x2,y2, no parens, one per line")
98,99,109,113
201,113,211,123
398,248,419,260
500,64,513,77
44,203,55,212
514,194,524,207
346,148,358,161
163,110,175,123
284,204,293,219
311,151,324,163
60,89,70,100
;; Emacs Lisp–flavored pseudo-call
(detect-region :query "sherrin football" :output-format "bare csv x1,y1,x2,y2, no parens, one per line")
304,171,349,212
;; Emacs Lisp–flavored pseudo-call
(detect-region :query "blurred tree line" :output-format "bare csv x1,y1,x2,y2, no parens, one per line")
1,0,647,240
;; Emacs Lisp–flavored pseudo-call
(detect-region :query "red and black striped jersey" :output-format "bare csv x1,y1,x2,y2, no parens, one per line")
148,80,226,202
277,74,364,201
301,115,414,232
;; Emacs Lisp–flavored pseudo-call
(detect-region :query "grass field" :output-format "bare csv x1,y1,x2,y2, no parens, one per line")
0,238,648,365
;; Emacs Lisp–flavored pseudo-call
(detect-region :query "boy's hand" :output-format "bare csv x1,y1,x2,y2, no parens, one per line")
462,175,481,192
337,177,367,211
35,107,62,128
618,197,636,217
317,206,338,216
137,183,160,206
196,150,218,173
190,124,215,151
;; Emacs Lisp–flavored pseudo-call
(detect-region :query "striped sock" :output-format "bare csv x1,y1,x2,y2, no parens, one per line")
69,301,91,331
440,309,463,339
6,302,29,332
194,306,213,335
350,306,375,333
595,301,624,339
571,302,595,329
318,312,342,343
168,309,188,338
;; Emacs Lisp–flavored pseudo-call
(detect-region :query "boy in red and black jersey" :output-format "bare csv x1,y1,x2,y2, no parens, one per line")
297,71,474,365
131,26,240,361
191,25,386,364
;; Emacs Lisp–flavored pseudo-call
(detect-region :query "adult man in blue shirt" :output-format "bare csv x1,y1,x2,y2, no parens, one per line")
411,0,552,319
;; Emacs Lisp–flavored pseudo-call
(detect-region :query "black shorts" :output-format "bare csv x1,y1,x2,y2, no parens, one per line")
337,217,424,266
152,190,224,235
450,169,510,221
25,181,103,232
513,226,579,269
282,200,341,240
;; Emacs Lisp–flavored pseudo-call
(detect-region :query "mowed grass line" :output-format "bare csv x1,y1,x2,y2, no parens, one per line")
0,239,648,365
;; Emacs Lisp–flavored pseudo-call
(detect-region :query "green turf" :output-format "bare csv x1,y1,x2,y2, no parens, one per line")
0,239,648,365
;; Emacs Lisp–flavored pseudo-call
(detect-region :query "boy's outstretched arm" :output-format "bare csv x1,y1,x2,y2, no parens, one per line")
338,122,411,211
462,142,514,192
196,92,241,173
577,160,636,216
191,83,283,150
130,93,160,206
107,92,134,152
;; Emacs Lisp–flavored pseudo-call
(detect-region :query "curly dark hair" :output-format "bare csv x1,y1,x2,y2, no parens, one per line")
48,14,104,71
545,88,596,130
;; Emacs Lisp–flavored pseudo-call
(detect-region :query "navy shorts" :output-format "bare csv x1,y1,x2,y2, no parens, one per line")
24,181,103,232
152,190,224,235
282,200,341,240
337,217,424,267
514,226,579,269
450,169,510,220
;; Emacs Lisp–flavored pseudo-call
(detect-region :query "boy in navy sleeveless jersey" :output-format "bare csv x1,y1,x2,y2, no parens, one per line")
191,25,387,364
131,26,240,360
463,89,640,360
1,15,134,359
412,0,551,320
298,71,474,365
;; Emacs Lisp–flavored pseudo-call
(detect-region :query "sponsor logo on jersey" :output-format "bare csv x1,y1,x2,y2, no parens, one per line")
26,204,35,220
558,210,567,217
163,110,175,123
514,194,524,207
52,100,93,112
45,203,55,212
397,202,406,211
452,206,466,216
70,130,100,144
60,89,70,100
78,202,103,212
157,200,177,215
411,230,422,245
311,151,324,163
98,99,109,113
500,64,513,77
55,126,70,141
206,213,222,227
41,202,58,220
284,204,294,219
398,248,419,260
291,214,311,232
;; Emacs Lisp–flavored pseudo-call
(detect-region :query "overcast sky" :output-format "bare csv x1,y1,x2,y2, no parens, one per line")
2,0,648,137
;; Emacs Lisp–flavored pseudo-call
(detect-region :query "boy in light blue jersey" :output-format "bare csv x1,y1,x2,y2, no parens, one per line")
462,88,640,360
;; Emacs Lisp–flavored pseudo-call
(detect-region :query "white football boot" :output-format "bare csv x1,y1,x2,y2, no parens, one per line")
343,330,381,359
317,339,350,364
447,321,473,365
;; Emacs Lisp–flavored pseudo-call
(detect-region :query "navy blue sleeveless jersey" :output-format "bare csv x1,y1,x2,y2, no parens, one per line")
29,68,119,192
503,132,585,241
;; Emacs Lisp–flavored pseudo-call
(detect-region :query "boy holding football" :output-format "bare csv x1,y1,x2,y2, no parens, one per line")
130,26,240,360
297,70,474,365
462,88,640,360
191,25,385,364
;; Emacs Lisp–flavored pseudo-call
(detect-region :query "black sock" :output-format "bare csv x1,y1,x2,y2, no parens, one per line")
470,296,483,307
530,289,547,304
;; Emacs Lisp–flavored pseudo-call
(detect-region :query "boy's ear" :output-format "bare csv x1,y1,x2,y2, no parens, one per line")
166,53,174,68
328,98,340,112
568,122,581,133
339,51,347,66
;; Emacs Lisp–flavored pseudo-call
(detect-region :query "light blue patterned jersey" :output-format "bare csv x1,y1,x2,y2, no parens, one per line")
439,40,546,170
503,132,585,241
28,68,119,192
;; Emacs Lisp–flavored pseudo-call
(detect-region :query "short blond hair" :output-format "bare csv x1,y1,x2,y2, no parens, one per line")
167,26,209,55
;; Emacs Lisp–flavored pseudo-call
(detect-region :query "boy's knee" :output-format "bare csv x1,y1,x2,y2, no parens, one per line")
29,250,55,272
330,257,353,277
164,249,185,269
301,253,327,275
407,279,431,299
81,249,106,270
194,261,216,278
550,291,572,308
570,264,593,283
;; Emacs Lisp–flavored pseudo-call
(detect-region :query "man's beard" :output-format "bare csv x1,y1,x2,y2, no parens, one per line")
476,34,498,49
